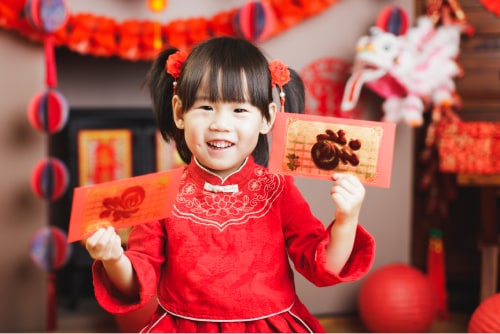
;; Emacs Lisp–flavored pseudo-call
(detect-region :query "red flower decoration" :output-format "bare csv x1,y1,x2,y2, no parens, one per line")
165,50,188,79
269,59,290,90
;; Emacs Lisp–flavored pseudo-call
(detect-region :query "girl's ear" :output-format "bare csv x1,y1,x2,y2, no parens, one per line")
172,95,185,129
260,102,277,134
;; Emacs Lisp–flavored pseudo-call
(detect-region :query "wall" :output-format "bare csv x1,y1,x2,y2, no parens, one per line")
0,30,48,331
0,0,414,330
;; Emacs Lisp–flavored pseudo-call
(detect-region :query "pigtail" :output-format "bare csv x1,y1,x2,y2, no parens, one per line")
145,47,178,143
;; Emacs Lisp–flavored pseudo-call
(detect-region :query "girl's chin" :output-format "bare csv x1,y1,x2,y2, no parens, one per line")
200,160,245,176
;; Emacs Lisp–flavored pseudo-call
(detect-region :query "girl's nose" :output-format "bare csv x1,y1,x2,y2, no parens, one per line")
209,111,231,131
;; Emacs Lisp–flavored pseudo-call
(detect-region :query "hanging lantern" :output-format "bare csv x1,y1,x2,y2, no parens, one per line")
25,0,70,88
233,1,276,42
147,0,167,51
27,89,69,134
31,157,69,201
375,5,409,35
30,225,72,331
147,0,167,13
30,225,71,271
25,0,69,33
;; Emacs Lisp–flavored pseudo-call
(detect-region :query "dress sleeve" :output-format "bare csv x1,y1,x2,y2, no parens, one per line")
92,220,166,314
281,176,375,287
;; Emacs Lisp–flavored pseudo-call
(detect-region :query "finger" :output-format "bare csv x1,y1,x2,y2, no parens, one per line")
86,227,106,249
334,173,359,188
97,226,118,248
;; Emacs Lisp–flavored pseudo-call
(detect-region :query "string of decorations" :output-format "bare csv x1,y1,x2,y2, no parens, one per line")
0,0,340,61
24,0,72,331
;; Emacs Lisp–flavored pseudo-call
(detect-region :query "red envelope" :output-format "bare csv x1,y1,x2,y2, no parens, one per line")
269,112,396,188
67,167,184,242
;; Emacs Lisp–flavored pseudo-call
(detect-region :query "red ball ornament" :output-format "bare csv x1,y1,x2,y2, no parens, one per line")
27,89,69,134
233,1,276,42
358,263,437,333
376,5,409,36
31,157,69,201
30,226,72,271
468,292,500,333
24,0,69,33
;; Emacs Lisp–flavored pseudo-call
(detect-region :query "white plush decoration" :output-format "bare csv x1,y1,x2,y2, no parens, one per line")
341,9,462,127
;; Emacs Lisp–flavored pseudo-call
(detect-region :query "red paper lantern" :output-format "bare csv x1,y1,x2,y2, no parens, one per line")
358,263,437,333
30,226,71,271
31,157,69,201
468,292,500,333
24,0,69,33
147,0,167,13
27,89,69,134
376,5,409,36
233,1,276,42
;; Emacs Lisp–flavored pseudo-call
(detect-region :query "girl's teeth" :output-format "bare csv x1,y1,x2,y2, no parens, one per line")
209,142,231,148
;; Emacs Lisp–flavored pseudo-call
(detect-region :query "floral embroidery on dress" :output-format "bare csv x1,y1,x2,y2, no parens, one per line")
173,168,284,231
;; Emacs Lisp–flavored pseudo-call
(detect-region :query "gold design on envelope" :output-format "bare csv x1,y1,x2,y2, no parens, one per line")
283,119,383,183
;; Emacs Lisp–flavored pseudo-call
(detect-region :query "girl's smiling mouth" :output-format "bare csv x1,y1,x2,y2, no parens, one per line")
207,140,234,149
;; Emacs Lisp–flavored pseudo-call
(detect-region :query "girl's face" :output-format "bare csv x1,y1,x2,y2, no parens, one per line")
172,94,276,179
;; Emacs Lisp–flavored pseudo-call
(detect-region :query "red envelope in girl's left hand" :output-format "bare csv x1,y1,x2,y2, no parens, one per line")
268,112,396,188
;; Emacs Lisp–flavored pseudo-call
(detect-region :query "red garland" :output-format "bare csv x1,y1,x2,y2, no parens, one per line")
0,0,340,61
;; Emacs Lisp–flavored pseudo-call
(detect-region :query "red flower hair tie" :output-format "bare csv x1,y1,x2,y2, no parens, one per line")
165,50,188,94
269,59,291,113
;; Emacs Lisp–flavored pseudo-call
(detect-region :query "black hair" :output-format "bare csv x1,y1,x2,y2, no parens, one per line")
283,68,305,114
261,67,306,168
145,36,273,166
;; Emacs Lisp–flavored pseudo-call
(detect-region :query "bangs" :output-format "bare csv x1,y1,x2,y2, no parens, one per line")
177,37,271,118
202,60,268,109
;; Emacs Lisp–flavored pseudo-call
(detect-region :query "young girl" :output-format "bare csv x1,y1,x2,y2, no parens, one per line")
85,36,375,333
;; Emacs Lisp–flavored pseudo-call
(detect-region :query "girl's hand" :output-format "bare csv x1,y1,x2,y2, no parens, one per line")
330,173,365,225
85,226,124,263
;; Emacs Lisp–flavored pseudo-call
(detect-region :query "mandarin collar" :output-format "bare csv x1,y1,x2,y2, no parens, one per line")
187,156,255,188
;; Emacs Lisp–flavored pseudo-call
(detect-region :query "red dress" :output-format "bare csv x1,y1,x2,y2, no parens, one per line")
92,157,375,333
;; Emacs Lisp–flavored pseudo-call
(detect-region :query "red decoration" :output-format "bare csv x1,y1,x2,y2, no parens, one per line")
147,0,167,13
479,0,500,17
269,59,290,90
27,89,69,133
165,50,188,79
427,228,450,320
24,0,69,87
376,5,409,35
24,0,69,33
31,157,69,200
30,225,71,271
468,292,500,333
29,226,71,331
301,57,359,118
358,263,437,333
269,59,290,113
437,121,500,174
0,0,341,61
233,1,276,42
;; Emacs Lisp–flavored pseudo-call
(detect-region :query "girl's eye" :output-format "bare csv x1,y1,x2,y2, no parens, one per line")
200,105,213,111
234,108,247,113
